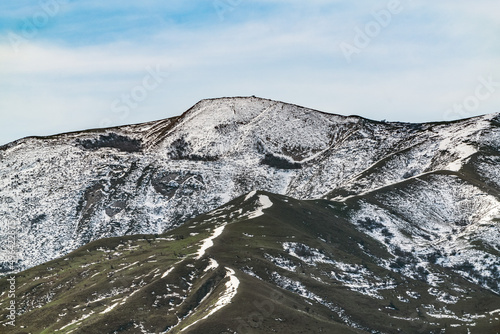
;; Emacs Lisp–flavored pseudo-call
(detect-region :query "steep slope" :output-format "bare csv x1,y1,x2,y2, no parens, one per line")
1,96,500,274
1,191,498,333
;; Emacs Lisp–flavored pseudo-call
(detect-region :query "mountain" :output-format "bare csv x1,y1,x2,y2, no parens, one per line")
1,96,499,274
0,96,500,332
0,191,498,333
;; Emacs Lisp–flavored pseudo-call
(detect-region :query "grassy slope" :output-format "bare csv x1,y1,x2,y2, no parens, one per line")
0,192,499,333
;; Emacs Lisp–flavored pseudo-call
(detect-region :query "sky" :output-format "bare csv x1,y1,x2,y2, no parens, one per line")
0,0,499,145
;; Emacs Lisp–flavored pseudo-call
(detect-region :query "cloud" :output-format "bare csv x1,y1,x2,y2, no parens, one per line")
0,1,499,145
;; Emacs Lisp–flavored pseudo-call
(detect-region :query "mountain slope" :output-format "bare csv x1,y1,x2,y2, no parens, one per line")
1,96,500,274
1,191,498,333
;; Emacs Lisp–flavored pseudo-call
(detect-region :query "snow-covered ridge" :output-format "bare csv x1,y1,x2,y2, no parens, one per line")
349,172,500,294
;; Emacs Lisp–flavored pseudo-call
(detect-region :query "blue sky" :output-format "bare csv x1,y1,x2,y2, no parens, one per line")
0,0,499,145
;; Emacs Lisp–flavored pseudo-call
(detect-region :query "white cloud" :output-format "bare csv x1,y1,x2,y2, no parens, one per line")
1,1,499,145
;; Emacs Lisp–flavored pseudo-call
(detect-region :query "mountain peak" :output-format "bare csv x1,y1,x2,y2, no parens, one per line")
176,96,277,128
175,96,357,130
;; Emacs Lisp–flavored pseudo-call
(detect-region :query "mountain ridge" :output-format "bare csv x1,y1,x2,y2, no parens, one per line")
1,190,498,333
3,96,496,151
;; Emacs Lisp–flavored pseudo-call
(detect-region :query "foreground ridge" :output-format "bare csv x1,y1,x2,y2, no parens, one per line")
0,191,498,333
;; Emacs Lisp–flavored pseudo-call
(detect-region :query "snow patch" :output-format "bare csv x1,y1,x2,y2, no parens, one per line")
204,258,219,272
100,302,119,314
56,311,95,331
195,225,226,259
248,195,273,219
244,190,257,201
180,267,239,332
161,267,175,279
264,253,297,272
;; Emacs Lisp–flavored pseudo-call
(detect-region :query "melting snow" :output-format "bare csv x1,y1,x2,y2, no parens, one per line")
330,262,396,299
100,302,119,314
114,261,139,273
180,267,239,332
56,311,95,331
195,225,226,259
283,242,334,265
206,268,239,315
161,267,175,279
264,253,297,272
445,143,477,171
248,195,273,219
204,258,219,272
244,190,257,201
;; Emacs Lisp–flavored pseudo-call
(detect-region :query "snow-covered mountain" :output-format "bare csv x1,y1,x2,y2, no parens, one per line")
1,96,500,279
